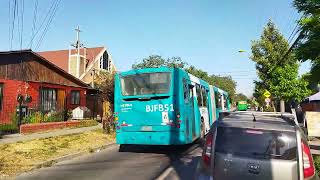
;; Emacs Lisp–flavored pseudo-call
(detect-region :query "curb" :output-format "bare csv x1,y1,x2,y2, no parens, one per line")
31,143,117,170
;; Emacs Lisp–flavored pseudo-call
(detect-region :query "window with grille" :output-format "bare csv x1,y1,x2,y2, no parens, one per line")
40,88,57,111
71,90,80,105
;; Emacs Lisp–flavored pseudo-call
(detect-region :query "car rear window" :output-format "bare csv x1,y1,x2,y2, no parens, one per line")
215,127,297,160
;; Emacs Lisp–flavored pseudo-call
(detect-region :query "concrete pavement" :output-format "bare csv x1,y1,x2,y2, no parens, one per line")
16,144,202,180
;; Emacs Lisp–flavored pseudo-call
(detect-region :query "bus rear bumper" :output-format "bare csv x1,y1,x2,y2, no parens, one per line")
116,131,187,145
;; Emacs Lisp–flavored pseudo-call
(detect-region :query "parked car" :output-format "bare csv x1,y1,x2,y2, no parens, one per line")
196,112,318,180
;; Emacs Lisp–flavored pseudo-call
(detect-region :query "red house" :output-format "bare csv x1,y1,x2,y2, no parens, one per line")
0,50,91,125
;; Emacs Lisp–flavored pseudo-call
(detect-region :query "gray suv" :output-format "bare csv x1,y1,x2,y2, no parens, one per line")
196,112,318,180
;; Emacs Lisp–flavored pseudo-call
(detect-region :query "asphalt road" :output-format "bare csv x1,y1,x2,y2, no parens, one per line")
16,143,202,180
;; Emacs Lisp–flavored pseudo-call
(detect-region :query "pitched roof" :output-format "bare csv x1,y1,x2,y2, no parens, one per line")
37,47,105,72
0,49,91,88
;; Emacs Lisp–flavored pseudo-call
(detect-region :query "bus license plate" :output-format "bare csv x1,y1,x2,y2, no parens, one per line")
141,126,152,131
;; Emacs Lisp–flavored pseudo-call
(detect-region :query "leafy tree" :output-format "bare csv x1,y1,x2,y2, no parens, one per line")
250,20,310,107
253,81,266,106
185,66,210,81
209,75,237,102
293,0,320,87
269,64,310,102
185,66,237,102
234,93,248,102
94,71,115,105
132,55,187,69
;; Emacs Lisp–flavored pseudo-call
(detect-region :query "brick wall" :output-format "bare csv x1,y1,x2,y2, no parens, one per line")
20,120,81,134
0,79,25,124
0,80,87,125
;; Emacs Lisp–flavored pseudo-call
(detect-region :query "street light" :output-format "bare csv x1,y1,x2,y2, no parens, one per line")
238,50,247,53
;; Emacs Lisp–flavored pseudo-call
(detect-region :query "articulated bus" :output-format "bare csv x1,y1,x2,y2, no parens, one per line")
114,67,230,145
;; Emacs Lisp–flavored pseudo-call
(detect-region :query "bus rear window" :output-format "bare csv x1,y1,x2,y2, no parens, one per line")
215,127,297,160
121,72,171,96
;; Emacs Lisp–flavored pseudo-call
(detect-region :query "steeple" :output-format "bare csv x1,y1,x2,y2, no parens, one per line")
68,26,86,78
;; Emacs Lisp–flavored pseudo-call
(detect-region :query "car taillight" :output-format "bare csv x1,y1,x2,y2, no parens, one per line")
202,133,213,166
302,141,315,178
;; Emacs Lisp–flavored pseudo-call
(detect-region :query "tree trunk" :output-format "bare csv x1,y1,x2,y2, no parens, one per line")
280,100,285,113
271,101,276,112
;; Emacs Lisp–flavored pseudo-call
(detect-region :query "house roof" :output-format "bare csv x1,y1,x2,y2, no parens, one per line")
307,91,320,101
0,49,91,88
37,47,105,72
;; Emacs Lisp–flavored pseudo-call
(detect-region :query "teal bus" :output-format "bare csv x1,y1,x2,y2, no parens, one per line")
114,67,230,145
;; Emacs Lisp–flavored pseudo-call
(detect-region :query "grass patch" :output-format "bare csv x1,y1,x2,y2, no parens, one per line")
314,155,320,175
0,129,115,177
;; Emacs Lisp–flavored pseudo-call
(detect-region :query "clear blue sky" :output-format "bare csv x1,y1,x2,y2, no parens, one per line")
0,0,310,97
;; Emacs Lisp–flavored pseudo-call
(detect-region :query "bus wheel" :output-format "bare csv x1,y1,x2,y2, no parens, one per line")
119,144,128,152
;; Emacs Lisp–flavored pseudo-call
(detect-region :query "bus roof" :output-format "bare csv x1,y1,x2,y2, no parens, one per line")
213,86,229,96
119,67,174,76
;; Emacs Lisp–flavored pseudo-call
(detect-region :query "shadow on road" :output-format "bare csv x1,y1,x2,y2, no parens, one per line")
118,142,202,179
118,143,198,155
165,156,201,180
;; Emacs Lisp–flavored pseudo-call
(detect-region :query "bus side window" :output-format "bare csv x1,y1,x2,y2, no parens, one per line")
183,80,189,103
202,87,208,107
215,91,222,108
223,95,227,109
196,85,203,107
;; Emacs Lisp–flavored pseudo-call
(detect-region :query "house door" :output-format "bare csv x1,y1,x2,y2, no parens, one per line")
57,90,66,112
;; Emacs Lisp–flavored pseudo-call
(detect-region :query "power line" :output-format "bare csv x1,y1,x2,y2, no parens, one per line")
19,0,24,50
281,30,305,62
35,0,61,50
286,12,300,38
8,0,11,50
28,0,59,48
30,0,38,48
17,0,20,49
287,16,302,44
10,0,17,50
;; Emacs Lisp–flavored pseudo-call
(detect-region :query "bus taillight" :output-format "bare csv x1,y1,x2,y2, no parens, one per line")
176,112,181,119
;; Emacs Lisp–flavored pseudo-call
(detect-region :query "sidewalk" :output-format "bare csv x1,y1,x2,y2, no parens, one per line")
0,123,102,144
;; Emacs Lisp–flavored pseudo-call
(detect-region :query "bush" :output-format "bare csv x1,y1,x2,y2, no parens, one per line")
0,113,19,135
313,155,320,175
78,120,98,128
23,111,42,124
23,111,67,124
43,111,64,123
264,106,275,112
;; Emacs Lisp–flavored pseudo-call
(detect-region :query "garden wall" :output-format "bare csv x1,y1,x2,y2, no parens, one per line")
20,121,81,134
